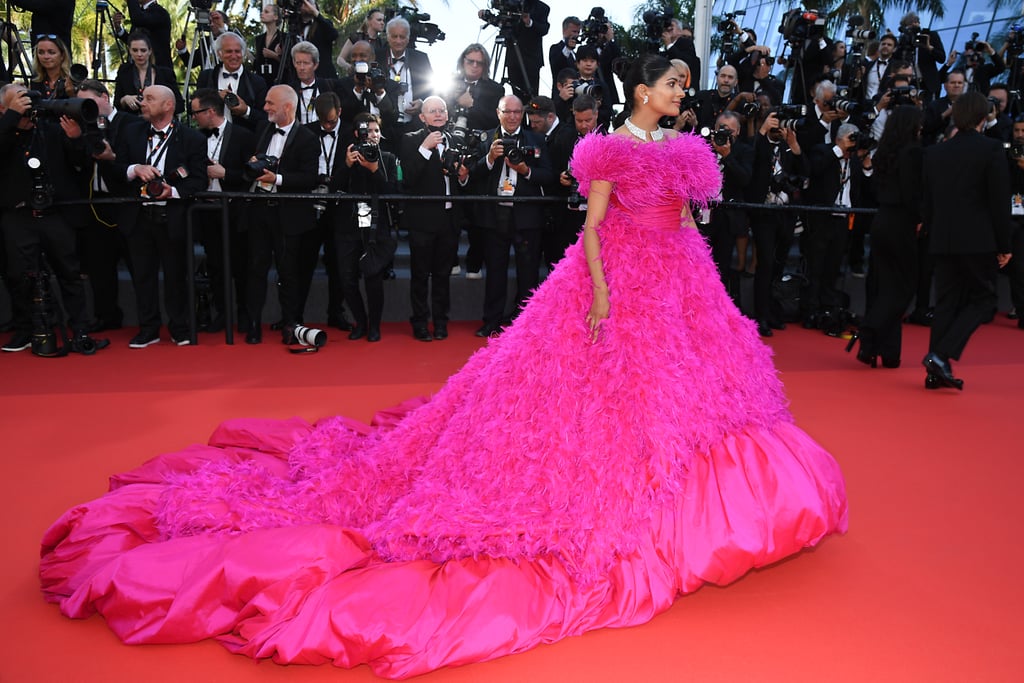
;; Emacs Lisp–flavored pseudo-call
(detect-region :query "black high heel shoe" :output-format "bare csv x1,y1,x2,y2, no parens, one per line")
845,332,877,368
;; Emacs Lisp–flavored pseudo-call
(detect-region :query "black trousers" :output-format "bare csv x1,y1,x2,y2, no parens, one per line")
454,204,484,274
1006,220,1024,315
246,206,304,329
860,208,918,361
2,208,89,333
482,208,541,325
804,212,850,314
750,209,796,322
929,252,999,362
79,194,129,326
544,205,585,273
913,229,935,311
125,206,188,337
296,213,345,324
335,232,385,333
409,214,456,327
196,202,249,326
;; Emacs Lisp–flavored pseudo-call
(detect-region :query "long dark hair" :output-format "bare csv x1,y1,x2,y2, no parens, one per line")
873,105,922,176
615,53,675,126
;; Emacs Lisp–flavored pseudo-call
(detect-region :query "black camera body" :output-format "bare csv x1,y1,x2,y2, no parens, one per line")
25,157,55,211
571,80,603,100
848,130,877,152
580,7,610,45
718,10,746,56
888,85,919,106
140,175,165,199
223,91,239,109
678,87,700,114
770,169,809,197
441,114,479,176
700,126,733,147
566,171,585,209
501,137,541,165
24,91,99,125
354,61,386,91
740,100,760,118
244,154,279,183
353,122,380,163
779,9,826,45
1006,142,1024,160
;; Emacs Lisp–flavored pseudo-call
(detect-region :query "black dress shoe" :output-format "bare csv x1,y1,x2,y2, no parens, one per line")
925,374,942,390
329,316,354,332
756,320,773,337
922,352,963,390
348,325,367,340
475,323,500,338
906,308,934,326
768,318,787,331
881,357,900,369
270,320,284,331
433,324,448,340
413,326,432,342
245,326,262,344
282,327,298,345
367,328,381,342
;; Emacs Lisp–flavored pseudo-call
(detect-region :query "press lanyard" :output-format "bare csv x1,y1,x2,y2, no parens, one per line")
147,125,173,168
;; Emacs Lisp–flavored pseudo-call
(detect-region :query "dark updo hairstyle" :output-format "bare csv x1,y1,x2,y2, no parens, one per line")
872,105,922,176
614,53,675,127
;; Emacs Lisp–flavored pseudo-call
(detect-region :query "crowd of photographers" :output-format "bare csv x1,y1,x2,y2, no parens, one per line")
0,1,1021,357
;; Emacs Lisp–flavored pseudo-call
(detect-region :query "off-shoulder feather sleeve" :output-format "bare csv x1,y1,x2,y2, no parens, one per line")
569,132,722,211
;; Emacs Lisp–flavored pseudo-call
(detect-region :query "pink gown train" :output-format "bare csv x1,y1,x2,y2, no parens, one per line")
39,133,848,679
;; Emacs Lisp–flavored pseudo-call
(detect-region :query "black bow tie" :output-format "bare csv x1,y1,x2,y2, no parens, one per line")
223,71,240,79
301,83,316,90
149,127,167,139
202,127,219,138
275,128,287,136
320,129,335,138
392,55,405,64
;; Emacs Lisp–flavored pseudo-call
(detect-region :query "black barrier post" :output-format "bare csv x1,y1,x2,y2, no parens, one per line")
221,196,234,345
185,203,198,345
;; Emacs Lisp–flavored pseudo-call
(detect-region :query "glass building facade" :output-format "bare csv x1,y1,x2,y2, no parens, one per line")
706,0,1022,90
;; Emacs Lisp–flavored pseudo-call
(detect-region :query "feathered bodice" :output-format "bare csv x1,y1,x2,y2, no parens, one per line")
570,132,722,213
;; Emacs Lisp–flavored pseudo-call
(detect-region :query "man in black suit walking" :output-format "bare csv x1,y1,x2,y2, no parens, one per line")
471,94,553,337
101,85,208,348
190,87,256,334
400,96,469,342
242,84,319,345
921,91,1013,390
196,33,267,132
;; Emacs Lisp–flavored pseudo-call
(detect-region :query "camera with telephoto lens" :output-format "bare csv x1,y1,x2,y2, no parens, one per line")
778,8,826,45
139,174,165,199
771,104,807,131
580,7,610,45
292,324,327,348
312,173,331,218
479,0,525,34
571,80,604,100
888,85,919,107
700,126,733,147
353,121,380,162
678,87,700,113
24,90,99,124
441,114,478,176
898,23,929,50
243,153,279,183
846,15,876,43
501,137,541,164
828,92,860,115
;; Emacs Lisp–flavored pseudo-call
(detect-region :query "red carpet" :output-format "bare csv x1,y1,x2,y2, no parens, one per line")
2,320,1022,681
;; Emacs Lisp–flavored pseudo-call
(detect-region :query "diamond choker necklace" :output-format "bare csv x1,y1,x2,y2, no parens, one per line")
624,117,664,142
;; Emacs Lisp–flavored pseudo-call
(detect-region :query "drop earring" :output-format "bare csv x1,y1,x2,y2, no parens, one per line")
643,94,649,105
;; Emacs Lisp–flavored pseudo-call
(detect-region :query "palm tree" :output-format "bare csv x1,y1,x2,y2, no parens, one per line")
818,0,946,35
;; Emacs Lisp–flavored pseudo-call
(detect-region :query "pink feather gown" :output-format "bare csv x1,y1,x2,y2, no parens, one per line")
39,132,848,679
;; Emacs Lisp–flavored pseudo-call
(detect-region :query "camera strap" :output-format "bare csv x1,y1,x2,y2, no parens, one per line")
146,125,173,171
319,134,337,175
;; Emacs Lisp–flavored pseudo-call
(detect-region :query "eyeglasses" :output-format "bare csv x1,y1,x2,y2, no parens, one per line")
190,107,213,116
423,107,447,115
464,58,485,66
499,109,524,115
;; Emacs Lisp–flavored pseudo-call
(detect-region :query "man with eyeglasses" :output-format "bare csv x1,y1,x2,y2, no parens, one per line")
470,95,553,337
448,43,502,132
190,87,256,335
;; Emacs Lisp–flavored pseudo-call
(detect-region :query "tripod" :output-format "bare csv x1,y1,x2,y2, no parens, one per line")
91,0,126,79
181,7,216,108
1,3,33,85
490,28,534,102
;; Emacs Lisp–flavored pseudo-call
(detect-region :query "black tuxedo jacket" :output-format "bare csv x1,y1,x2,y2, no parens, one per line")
806,143,868,208
923,130,1011,254
297,16,339,79
503,0,550,97
547,124,584,195
471,126,553,232
13,0,74,59
748,134,810,203
288,77,342,125
102,121,208,237
446,78,503,132
665,38,701,89
548,39,575,88
245,121,319,234
207,122,257,193
112,63,184,115
399,128,461,232
197,66,268,131
302,120,352,224
718,137,754,202
119,0,173,69
375,48,434,102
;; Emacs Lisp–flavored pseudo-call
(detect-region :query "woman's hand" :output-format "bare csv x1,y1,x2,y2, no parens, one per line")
586,286,609,343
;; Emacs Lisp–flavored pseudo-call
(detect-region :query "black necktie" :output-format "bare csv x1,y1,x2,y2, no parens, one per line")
150,128,166,139
202,128,219,138
224,71,239,80
275,128,287,136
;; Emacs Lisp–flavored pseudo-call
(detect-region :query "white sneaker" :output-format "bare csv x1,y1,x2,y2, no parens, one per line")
450,265,461,276
465,270,483,280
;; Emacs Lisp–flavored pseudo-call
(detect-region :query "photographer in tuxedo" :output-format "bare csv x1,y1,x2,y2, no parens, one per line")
471,95,553,337
190,87,256,334
400,96,469,342
335,112,396,343
288,41,340,126
0,83,107,354
548,16,581,94
241,85,319,345
921,91,1012,390
292,0,338,79
196,33,267,132
337,40,399,151
112,0,173,69
447,44,503,133
482,0,550,99
99,85,208,348
376,16,433,134
75,79,143,334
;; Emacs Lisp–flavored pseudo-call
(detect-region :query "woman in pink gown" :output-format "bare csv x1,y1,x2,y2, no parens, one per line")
39,54,848,679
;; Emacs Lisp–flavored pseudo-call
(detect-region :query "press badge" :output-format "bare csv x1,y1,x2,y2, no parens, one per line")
499,176,515,197
1012,193,1024,216
357,202,372,228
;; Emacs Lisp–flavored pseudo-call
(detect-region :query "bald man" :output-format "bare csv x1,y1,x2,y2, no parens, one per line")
241,84,321,345
100,84,208,347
